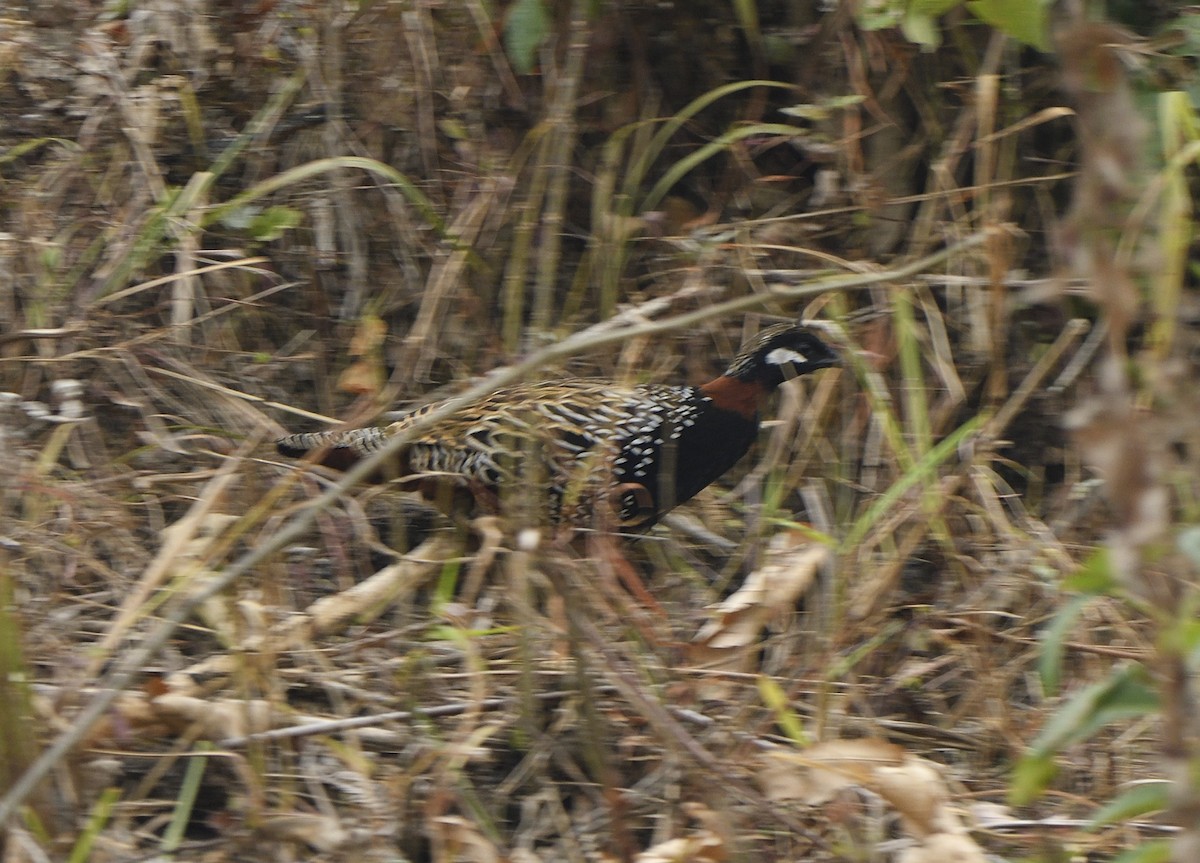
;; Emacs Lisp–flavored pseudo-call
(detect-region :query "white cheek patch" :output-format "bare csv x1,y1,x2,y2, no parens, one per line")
765,347,808,366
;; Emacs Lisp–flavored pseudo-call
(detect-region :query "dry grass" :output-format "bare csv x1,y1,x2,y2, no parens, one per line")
0,4,1197,862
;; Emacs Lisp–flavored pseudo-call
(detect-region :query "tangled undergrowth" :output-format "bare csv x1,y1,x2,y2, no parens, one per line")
1,3,1198,862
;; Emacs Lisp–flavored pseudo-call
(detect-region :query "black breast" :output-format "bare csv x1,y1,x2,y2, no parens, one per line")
611,387,759,527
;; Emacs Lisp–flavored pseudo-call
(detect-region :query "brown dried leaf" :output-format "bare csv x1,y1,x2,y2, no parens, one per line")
761,739,985,859
88,690,170,744
300,552,442,636
634,832,725,863
258,812,348,852
759,739,906,805
337,358,386,395
340,315,389,394
347,314,388,356
151,693,274,739
429,815,501,863
897,832,987,863
873,756,957,837
161,512,239,564
694,535,827,650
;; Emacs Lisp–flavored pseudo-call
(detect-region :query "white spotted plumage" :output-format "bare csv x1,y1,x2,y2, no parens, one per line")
276,323,839,527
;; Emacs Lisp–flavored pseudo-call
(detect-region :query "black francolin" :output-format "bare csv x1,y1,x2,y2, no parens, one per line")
277,323,838,529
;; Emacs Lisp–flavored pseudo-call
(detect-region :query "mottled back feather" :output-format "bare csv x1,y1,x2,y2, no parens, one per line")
276,324,838,527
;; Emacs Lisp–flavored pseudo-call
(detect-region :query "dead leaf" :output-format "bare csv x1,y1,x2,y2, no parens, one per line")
688,537,828,693
347,314,387,355
161,512,239,563
337,358,386,395
694,536,828,650
760,739,986,861
759,739,906,805
634,831,725,863
873,757,957,837
429,815,501,863
258,812,348,852
339,315,388,394
897,831,987,863
151,693,274,739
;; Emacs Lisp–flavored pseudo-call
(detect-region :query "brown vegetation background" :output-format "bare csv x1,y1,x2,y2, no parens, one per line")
1,2,1198,861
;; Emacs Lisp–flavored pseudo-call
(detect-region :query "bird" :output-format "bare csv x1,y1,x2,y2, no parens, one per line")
276,322,838,530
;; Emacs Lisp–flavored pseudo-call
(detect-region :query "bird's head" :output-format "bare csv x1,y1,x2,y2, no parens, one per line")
723,323,840,389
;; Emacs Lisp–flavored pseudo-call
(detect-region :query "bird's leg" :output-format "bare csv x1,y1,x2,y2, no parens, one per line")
460,515,504,607
584,527,668,622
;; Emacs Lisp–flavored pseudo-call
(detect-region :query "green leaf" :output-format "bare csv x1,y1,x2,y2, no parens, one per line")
245,205,302,242
901,11,942,50
729,0,761,45
1009,751,1057,805
759,676,809,746
218,204,258,231
1064,547,1117,595
1039,594,1091,696
910,0,963,14
161,743,212,853
1089,781,1170,830
438,118,469,141
967,0,1050,50
779,94,865,122
505,0,549,75
840,414,985,552
433,558,462,610
0,136,74,167
66,787,122,863
205,155,449,240
1013,664,1161,804
1110,840,1173,863
1160,614,1200,658
640,122,806,211
1030,664,1159,758
855,2,904,31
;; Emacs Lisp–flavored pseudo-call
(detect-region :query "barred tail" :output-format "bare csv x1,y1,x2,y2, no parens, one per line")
275,427,390,472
